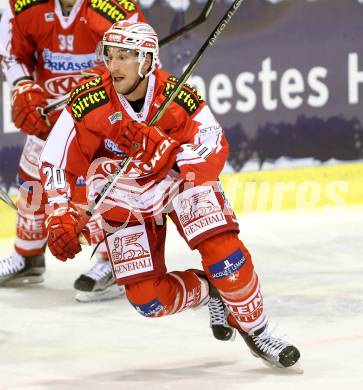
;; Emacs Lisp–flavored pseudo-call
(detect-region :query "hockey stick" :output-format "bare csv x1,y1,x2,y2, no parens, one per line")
77,0,244,234
42,0,216,116
0,188,17,210
158,0,216,47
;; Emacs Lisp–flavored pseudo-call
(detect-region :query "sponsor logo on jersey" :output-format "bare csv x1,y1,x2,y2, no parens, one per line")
163,75,204,115
198,125,222,138
108,226,154,280
116,0,137,12
17,213,45,240
67,76,103,104
208,249,247,280
132,299,164,317
75,176,86,186
173,186,227,241
13,0,49,14
71,87,110,122
43,49,96,74
89,0,136,23
228,287,263,323
108,111,122,124
44,12,54,21
45,75,83,97
104,139,127,157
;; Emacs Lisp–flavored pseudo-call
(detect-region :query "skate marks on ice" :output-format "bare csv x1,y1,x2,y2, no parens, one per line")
1,207,363,389
0,358,304,390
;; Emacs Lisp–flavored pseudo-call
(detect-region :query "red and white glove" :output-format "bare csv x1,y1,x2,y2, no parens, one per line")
45,204,90,262
116,121,180,178
11,79,51,137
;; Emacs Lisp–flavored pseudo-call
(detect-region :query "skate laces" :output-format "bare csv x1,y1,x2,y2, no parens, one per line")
208,297,228,326
250,324,289,358
84,259,112,281
0,252,25,276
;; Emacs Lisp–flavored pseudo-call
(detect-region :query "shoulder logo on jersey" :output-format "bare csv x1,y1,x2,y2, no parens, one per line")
67,76,103,105
115,0,137,12
71,86,110,122
89,0,137,23
13,0,49,15
163,76,204,115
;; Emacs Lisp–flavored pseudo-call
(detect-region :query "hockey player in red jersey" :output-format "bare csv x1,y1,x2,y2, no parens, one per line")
39,21,301,369
0,0,146,301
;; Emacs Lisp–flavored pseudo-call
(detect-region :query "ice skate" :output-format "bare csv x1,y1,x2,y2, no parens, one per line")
190,269,235,341
0,251,45,286
238,323,303,373
74,258,125,302
207,282,236,341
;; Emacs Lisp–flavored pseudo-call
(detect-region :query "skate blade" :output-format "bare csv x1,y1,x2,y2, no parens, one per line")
229,328,237,342
75,285,125,303
0,274,44,287
260,358,304,374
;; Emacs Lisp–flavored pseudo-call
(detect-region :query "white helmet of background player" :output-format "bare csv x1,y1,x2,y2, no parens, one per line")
102,21,159,78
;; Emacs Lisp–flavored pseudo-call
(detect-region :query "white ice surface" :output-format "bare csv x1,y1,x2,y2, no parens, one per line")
1,206,363,390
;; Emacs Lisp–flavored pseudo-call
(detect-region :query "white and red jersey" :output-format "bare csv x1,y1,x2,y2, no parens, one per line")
40,68,229,222
0,0,146,98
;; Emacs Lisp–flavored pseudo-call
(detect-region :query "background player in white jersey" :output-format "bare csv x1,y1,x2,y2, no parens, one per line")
0,0,146,302
39,21,301,370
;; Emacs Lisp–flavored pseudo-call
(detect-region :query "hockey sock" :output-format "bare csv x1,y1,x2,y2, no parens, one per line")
197,231,266,332
15,186,47,257
125,271,208,317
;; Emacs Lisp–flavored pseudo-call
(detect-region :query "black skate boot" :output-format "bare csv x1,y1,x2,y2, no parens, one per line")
207,282,236,341
74,258,125,302
190,269,235,341
0,251,45,286
238,323,301,370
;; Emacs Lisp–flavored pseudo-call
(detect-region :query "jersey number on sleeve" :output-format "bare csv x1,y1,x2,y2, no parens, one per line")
43,166,66,191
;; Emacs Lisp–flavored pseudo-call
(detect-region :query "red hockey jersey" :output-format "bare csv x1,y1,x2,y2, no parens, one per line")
1,0,145,98
40,68,229,223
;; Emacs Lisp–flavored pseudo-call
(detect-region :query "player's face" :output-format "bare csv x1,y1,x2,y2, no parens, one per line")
104,47,143,95
59,0,77,13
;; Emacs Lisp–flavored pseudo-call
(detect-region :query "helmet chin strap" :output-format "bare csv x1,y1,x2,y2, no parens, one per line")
122,52,149,96
123,74,145,97
137,51,154,78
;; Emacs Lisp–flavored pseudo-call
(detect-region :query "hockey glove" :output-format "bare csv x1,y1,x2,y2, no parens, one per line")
116,121,180,178
11,79,51,137
45,204,90,262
